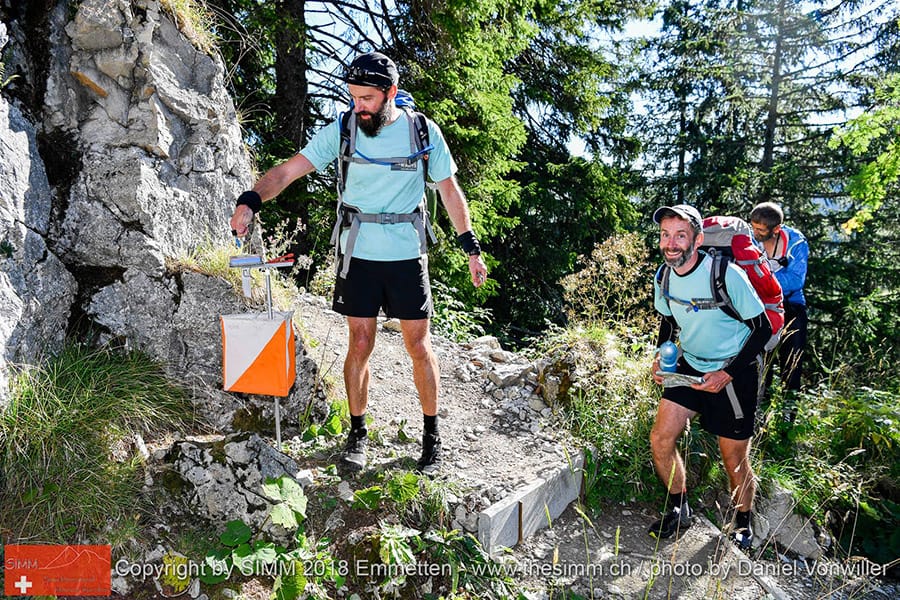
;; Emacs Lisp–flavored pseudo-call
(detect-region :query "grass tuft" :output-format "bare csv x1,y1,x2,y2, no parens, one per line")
167,241,301,311
159,0,217,55
0,344,191,542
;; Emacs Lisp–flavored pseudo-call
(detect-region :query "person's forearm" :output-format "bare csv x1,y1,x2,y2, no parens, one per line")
253,159,315,202
657,314,678,347
724,313,771,377
436,176,473,234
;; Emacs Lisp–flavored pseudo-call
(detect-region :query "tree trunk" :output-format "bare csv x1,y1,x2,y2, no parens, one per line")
274,0,310,149
761,0,786,172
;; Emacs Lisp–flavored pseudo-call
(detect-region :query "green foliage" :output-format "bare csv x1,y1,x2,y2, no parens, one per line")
535,325,660,505
0,344,190,541
0,238,14,258
484,0,647,335
396,0,535,305
158,553,192,595
754,377,900,566
830,74,900,232
430,278,491,342
352,485,385,511
262,476,309,529
559,231,656,332
385,472,421,505
0,58,19,89
423,529,523,598
198,478,344,596
219,519,252,547
376,521,419,569
490,155,638,336
302,401,344,441
804,194,900,388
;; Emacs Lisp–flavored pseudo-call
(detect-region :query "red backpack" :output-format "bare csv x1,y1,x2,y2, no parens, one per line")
657,216,784,351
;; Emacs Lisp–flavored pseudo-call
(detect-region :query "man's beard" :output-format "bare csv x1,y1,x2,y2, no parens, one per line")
357,99,391,137
753,230,775,243
664,241,697,268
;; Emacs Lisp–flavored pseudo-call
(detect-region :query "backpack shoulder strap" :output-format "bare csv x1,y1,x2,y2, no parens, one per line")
411,110,430,183
337,110,355,196
712,255,741,323
656,264,672,312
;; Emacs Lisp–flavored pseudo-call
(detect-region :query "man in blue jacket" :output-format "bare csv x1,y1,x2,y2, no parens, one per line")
230,52,488,475
749,202,809,406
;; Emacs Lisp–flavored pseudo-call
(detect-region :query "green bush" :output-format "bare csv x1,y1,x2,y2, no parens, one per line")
755,378,900,565
559,232,656,333
430,278,492,342
536,325,661,506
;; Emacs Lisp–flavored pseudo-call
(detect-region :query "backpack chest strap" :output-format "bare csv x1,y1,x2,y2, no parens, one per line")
340,110,431,168
658,260,728,313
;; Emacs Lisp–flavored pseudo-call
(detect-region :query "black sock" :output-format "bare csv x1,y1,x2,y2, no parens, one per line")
350,414,366,434
668,490,688,510
736,509,752,529
423,414,438,436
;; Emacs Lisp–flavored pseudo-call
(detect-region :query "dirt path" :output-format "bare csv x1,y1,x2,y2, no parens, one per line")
293,293,578,505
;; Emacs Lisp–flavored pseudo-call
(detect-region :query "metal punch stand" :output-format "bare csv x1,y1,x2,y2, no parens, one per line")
228,254,294,447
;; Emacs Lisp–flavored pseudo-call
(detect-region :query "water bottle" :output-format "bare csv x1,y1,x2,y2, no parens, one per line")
659,341,678,372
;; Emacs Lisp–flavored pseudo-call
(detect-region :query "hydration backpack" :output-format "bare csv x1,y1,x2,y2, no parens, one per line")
657,216,784,351
330,89,437,278
336,89,433,191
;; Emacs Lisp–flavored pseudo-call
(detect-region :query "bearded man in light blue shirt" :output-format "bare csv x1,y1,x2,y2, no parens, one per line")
231,52,488,476
648,204,771,551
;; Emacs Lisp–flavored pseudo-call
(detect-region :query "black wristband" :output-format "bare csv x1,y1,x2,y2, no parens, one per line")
236,190,262,214
457,230,481,256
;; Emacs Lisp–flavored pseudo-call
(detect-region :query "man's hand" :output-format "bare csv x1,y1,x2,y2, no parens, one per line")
691,369,732,393
231,204,254,237
651,356,664,385
469,255,488,288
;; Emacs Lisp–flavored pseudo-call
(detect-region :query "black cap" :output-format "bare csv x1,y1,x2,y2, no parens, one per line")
652,204,703,231
345,52,399,88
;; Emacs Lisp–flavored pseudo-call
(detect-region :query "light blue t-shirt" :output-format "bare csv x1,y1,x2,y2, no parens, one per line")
300,112,457,261
654,253,765,372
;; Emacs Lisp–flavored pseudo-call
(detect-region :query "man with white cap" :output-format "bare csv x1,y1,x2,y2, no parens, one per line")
231,52,488,475
648,204,771,550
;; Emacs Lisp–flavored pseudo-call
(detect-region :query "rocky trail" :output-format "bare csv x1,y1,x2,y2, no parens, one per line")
286,292,898,600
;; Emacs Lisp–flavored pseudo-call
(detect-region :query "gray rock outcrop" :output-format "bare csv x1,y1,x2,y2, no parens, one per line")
755,482,822,559
0,24,76,401
47,0,248,271
0,0,325,429
43,0,248,297
159,433,314,544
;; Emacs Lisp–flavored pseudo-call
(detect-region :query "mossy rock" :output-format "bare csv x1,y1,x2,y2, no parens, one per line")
231,404,272,435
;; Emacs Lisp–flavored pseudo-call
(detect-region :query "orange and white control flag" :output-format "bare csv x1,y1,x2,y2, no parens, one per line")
221,312,296,397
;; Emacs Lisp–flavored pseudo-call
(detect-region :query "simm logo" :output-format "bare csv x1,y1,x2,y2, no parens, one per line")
5,558,39,569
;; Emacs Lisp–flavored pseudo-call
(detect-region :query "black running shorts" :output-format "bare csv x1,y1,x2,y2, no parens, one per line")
332,256,433,320
662,359,760,440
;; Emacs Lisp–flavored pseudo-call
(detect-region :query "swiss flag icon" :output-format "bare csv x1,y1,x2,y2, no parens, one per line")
4,545,111,596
